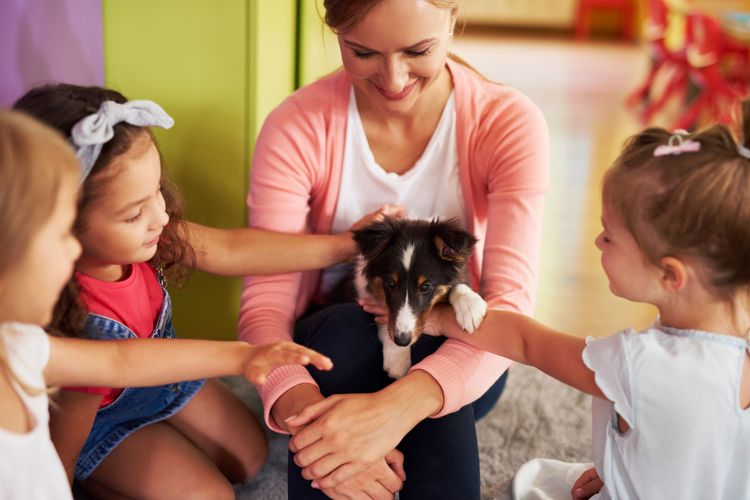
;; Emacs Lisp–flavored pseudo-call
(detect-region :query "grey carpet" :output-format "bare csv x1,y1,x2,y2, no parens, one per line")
228,363,593,499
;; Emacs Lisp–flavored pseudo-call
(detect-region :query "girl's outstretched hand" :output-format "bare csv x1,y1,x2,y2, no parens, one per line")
243,342,333,385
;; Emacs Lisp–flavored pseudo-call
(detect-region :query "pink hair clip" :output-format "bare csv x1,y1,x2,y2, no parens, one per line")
653,130,701,157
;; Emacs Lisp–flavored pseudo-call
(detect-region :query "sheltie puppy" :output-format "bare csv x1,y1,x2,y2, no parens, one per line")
352,217,487,379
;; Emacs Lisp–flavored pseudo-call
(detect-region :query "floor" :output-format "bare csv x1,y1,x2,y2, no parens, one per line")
452,32,659,338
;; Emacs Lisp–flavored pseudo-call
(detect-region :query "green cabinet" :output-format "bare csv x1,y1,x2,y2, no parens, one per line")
103,0,298,340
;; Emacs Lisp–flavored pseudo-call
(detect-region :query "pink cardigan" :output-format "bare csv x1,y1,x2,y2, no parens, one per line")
239,58,550,433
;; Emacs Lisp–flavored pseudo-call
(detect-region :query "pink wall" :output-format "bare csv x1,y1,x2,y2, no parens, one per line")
0,0,103,107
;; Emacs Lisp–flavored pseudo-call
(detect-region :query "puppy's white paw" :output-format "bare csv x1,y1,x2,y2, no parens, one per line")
449,284,487,333
383,344,412,379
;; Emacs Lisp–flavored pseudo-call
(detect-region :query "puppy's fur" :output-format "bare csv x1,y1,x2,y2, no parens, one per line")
353,217,487,379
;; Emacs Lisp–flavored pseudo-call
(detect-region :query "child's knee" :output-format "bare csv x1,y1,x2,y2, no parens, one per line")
224,434,269,483
191,477,235,500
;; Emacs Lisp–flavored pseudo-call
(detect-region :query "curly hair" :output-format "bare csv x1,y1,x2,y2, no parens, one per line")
13,83,195,338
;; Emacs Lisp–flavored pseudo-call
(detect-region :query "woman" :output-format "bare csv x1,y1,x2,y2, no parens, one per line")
238,0,549,497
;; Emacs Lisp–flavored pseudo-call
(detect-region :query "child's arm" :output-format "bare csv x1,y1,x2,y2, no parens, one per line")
48,391,103,483
184,205,405,277
184,223,355,276
431,306,605,399
44,337,332,388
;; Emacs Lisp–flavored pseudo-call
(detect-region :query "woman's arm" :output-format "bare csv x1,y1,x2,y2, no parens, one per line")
44,337,332,388
286,370,444,488
237,94,333,432
410,83,552,416
185,222,356,277
432,307,604,398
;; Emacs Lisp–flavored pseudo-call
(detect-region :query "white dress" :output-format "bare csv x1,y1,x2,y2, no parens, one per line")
0,322,72,500
512,321,750,500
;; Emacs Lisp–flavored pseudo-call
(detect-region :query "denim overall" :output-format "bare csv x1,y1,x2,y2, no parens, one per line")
74,273,205,480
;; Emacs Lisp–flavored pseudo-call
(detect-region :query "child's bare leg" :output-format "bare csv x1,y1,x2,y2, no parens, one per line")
80,421,234,500
166,378,269,482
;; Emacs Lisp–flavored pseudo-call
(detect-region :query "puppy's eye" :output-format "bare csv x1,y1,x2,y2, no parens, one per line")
419,282,433,294
384,278,397,291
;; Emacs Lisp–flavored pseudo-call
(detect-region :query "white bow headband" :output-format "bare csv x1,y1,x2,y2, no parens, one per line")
71,100,174,180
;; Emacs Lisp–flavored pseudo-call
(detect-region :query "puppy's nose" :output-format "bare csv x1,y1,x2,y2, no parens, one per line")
393,332,412,346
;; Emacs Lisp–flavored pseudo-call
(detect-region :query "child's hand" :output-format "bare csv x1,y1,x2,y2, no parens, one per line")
348,204,406,233
571,466,603,499
243,342,333,385
422,304,451,337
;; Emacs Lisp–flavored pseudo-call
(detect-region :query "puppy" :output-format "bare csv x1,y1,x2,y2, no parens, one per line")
352,217,487,379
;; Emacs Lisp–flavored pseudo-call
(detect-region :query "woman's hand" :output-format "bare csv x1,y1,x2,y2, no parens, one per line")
242,342,333,385
571,466,603,499
285,371,443,488
318,450,406,499
358,295,388,324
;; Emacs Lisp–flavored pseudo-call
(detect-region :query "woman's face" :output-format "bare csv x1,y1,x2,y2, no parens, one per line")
338,0,456,115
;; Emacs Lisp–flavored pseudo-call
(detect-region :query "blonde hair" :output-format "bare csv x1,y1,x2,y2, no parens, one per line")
603,101,750,302
323,0,460,34
0,110,80,394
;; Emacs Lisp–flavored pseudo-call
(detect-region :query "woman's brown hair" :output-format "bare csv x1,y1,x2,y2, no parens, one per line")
603,100,750,299
13,83,195,338
0,110,80,393
323,0,460,34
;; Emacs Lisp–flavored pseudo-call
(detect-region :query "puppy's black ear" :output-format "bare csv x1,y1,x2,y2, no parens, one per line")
431,218,477,261
352,216,399,260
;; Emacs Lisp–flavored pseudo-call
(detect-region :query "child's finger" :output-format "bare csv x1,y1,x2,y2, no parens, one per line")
280,344,333,371
378,204,406,219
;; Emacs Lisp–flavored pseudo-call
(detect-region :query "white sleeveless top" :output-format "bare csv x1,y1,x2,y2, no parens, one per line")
583,322,750,499
320,87,465,294
0,322,72,500
511,322,750,500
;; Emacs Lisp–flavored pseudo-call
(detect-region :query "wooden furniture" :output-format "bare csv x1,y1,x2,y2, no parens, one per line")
575,0,637,40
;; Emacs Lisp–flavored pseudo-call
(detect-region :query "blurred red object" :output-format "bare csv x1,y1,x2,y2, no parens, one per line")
575,0,637,40
626,0,690,122
673,11,749,129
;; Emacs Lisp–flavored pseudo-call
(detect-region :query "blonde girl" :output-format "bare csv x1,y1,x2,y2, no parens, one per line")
418,102,750,499
0,110,331,500
11,84,373,499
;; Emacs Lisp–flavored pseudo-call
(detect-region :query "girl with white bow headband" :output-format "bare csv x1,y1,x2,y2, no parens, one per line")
13,83,395,498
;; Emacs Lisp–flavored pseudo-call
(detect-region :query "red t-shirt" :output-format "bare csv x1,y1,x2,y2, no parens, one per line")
65,262,164,407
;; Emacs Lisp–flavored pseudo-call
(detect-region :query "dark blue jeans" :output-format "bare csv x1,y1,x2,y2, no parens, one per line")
287,303,508,499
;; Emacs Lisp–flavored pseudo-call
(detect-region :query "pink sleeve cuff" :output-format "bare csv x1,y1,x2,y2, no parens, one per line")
410,347,513,418
258,364,319,434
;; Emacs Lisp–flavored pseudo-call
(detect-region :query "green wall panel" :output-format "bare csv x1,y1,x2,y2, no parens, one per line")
297,0,341,87
103,0,295,340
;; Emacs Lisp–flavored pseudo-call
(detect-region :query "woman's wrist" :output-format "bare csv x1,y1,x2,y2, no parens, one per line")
379,370,444,433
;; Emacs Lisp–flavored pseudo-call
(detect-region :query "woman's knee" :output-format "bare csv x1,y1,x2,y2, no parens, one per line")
295,303,389,394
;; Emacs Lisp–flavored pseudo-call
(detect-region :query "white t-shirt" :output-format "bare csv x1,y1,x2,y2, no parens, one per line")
0,322,72,500
512,322,750,500
320,87,465,294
